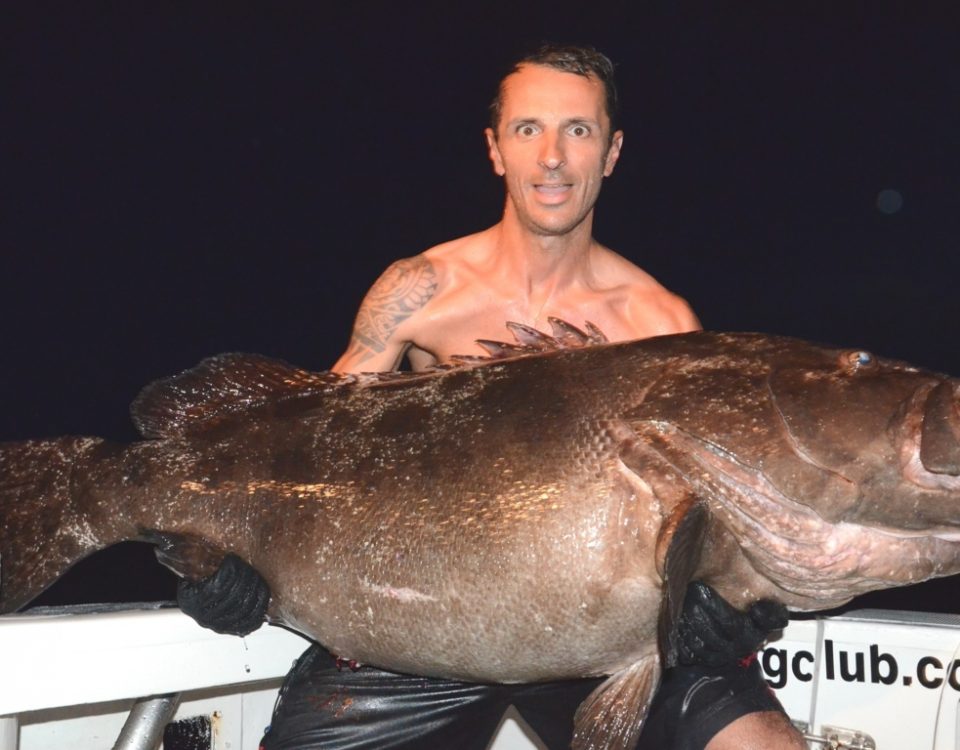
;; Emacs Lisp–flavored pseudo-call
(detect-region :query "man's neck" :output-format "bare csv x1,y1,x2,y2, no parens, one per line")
490,209,597,292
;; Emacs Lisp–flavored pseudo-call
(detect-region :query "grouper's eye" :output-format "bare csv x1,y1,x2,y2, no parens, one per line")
840,350,875,373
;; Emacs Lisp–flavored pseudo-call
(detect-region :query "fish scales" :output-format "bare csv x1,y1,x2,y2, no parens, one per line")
3,329,960,750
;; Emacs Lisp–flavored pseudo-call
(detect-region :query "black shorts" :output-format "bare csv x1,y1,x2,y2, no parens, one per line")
261,645,785,750
636,657,787,750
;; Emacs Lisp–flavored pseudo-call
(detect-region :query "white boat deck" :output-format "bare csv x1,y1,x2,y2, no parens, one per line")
0,605,544,749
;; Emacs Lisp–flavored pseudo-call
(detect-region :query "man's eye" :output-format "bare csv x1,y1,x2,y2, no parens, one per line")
518,125,537,136
570,125,589,137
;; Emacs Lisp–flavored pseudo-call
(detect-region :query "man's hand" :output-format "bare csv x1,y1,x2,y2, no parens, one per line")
676,581,788,668
176,553,271,636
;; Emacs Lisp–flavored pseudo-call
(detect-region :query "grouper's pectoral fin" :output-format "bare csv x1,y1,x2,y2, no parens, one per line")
572,656,661,750
142,530,231,580
655,497,709,668
616,426,709,667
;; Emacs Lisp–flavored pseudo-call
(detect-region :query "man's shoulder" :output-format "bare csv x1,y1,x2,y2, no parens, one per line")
591,245,701,334
399,228,500,302
369,228,486,302
421,227,496,269
591,244,667,290
354,230,494,351
366,254,440,309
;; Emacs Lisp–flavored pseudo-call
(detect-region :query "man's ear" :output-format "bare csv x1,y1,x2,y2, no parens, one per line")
485,127,506,176
603,130,624,177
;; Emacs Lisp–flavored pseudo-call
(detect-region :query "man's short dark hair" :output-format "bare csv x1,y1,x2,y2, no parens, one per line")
489,44,620,137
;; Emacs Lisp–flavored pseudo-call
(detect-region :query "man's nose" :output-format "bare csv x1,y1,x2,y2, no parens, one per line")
538,133,566,170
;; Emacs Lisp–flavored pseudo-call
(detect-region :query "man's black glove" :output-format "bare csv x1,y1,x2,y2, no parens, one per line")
675,581,788,668
177,553,271,636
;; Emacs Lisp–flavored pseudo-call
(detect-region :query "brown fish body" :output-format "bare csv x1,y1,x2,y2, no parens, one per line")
4,330,960,748
50,349,667,682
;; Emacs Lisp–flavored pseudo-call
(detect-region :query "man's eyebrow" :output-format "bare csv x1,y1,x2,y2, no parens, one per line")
505,116,602,129
562,116,601,127
505,117,543,128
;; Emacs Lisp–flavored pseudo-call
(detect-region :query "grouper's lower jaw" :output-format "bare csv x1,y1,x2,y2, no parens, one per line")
721,487,960,608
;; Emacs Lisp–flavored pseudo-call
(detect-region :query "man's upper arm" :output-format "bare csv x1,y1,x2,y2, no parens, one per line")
332,255,439,373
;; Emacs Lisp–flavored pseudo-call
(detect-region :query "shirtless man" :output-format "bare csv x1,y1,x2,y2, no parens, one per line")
334,58,695,372
180,45,806,750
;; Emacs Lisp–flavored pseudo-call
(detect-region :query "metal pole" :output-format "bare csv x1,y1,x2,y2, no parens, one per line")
113,693,181,750
0,717,18,750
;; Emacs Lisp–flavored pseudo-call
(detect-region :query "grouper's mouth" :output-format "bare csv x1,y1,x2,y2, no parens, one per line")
900,380,960,490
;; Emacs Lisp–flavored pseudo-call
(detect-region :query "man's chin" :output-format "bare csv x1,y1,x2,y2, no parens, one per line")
507,193,594,237
523,214,589,238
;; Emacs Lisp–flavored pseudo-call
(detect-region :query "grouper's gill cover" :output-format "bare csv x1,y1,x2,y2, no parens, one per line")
768,360,960,530
4,324,960,750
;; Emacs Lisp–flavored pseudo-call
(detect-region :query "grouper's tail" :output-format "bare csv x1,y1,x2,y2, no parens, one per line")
0,436,121,613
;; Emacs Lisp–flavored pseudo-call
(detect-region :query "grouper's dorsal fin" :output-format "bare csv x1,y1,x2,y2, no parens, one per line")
655,497,709,668
450,318,608,364
131,353,350,439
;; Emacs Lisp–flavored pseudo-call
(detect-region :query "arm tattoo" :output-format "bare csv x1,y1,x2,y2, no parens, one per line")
348,256,438,360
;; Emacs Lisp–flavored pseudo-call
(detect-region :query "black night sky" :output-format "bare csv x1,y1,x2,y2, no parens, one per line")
3,3,959,610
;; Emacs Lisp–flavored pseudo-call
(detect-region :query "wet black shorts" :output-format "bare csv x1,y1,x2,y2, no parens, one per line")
260,645,785,750
636,657,787,750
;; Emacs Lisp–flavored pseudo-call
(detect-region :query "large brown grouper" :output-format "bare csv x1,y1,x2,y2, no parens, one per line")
3,322,960,749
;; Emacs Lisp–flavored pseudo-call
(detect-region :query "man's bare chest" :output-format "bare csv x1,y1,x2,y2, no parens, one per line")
411,297,640,365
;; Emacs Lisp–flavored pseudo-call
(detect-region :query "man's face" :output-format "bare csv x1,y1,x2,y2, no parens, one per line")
485,64,623,238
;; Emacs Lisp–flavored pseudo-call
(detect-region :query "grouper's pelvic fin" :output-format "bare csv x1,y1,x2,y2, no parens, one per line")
572,656,661,750
571,499,708,750
0,436,118,612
